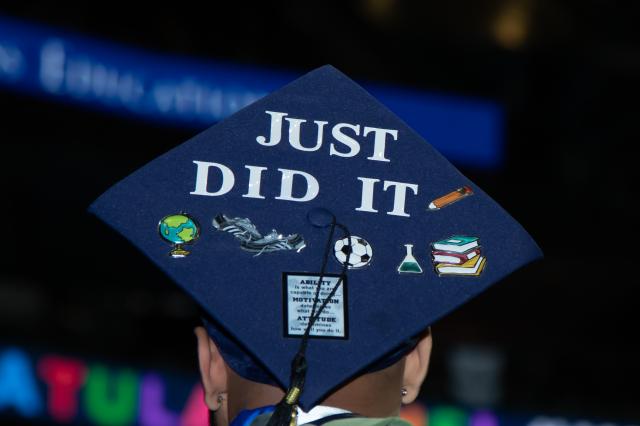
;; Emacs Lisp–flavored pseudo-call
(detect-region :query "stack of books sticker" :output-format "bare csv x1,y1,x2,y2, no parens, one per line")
431,235,486,276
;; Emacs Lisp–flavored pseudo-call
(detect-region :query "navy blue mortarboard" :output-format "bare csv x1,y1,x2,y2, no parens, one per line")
89,65,542,412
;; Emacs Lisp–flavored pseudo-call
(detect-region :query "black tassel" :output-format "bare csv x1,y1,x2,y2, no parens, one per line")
266,218,350,426
267,354,307,426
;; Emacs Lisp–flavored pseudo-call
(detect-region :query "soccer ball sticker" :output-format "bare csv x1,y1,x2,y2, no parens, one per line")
334,236,373,269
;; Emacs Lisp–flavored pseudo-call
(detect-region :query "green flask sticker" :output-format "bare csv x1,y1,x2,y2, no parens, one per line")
398,244,423,274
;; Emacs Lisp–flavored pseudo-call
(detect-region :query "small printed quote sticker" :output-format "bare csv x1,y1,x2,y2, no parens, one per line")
283,272,348,339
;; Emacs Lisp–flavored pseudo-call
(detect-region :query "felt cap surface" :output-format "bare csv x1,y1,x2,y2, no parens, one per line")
89,65,542,409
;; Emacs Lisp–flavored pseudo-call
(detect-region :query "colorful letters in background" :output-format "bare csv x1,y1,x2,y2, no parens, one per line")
3,346,598,426
0,347,207,425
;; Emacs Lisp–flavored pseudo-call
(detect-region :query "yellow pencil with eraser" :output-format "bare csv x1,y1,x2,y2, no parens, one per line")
428,185,473,210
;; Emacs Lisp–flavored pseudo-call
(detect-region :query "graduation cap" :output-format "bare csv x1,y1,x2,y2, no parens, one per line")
89,65,542,418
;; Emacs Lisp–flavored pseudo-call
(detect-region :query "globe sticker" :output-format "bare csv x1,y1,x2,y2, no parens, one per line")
158,214,200,258
333,236,372,269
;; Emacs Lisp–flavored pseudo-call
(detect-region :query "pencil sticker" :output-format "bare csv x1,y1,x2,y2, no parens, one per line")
428,186,473,210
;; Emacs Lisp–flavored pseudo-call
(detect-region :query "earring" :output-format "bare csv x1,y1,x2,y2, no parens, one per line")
401,388,408,397
211,394,225,412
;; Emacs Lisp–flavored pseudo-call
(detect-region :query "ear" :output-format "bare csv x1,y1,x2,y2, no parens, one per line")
401,328,433,404
195,326,228,411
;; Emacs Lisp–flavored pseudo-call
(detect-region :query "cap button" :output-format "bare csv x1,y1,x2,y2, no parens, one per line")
307,207,335,228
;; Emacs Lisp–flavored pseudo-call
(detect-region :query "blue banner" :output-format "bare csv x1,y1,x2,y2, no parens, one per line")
0,15,503,167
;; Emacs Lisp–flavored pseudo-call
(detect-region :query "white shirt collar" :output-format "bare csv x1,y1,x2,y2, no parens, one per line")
296,405,352,425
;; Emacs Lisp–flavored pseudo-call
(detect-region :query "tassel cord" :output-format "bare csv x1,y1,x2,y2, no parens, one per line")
266,217,351,426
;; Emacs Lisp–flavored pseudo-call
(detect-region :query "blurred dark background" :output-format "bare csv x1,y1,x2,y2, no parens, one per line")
1,1,638,425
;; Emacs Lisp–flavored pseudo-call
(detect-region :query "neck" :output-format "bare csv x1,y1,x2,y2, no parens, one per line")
223,359,405,425
320,357,405,418
320,378,403,418
225,368,285,424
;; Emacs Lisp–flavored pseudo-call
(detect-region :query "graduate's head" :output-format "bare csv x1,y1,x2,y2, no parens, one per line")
194,322,433,426
89,65,542,426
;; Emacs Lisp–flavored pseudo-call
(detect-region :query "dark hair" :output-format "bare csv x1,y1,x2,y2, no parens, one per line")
201,315,420,389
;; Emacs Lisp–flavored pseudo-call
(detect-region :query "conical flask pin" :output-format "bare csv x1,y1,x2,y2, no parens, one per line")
397,244,423,274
